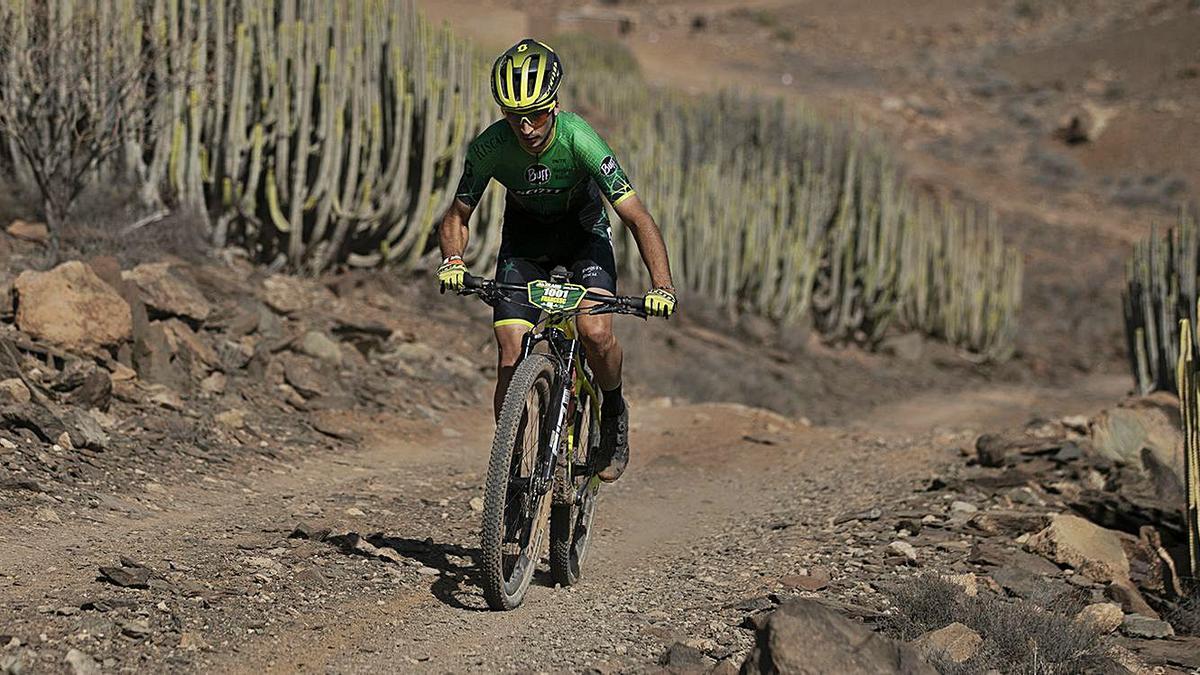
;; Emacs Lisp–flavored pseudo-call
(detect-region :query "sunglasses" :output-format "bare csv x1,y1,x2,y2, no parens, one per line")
503,108,554,129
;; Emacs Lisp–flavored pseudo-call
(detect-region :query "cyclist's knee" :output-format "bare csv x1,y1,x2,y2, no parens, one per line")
494,325,526,367
578,320,616,354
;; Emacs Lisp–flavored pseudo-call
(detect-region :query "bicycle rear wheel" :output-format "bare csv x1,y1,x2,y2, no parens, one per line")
480,354,556,610
550,390,599,587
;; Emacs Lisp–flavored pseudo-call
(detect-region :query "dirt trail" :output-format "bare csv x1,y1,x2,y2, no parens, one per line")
0,375,1122,673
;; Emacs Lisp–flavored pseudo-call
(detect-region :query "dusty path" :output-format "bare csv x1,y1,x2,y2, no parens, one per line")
0,375,1124,673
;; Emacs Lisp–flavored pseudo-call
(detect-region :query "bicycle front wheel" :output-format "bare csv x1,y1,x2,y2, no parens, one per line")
480,354,556,610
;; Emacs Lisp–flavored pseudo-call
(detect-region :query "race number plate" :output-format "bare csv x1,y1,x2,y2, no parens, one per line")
528,280,587,312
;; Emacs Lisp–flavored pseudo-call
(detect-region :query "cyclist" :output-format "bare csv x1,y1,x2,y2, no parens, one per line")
436,38,676,482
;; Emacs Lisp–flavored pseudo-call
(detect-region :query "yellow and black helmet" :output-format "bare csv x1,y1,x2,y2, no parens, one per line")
491,38,563,113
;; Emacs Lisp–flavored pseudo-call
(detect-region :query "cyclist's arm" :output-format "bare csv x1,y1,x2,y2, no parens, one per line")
614,195,674,291
438,198,474,260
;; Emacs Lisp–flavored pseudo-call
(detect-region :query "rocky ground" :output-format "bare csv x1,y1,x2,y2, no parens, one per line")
0,219,1198,674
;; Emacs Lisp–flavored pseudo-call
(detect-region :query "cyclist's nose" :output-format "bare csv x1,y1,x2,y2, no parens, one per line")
519,120,536,135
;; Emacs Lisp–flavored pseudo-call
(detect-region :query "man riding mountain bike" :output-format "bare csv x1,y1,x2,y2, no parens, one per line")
437,38,676,482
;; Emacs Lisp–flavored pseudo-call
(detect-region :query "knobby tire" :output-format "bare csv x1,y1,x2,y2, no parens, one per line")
480,354,556,610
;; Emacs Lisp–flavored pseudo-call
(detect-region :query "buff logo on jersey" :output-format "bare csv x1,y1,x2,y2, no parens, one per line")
599,155,618,177
526,163,552,185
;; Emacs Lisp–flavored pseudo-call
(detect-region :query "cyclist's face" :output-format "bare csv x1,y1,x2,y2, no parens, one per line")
504,105,555,151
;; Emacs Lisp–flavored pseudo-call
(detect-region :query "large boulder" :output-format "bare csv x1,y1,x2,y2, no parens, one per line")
740,599,936,674
123,262,212,323
14,261,132,350
6,219,49,243
1089,396,1184,494
1026,514,1131,584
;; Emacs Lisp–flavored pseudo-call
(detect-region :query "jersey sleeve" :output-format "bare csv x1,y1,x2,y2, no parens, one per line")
572,120,636,207
455,128,501,208
454,154,490,208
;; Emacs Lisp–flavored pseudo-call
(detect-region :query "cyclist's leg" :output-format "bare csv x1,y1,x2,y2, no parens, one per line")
492,255,544,419
568,235,629,480
571,242,621,391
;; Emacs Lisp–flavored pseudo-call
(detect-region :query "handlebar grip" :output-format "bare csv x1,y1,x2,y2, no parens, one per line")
462,274,484,290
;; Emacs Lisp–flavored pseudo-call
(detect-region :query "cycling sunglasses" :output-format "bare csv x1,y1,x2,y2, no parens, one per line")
503,108,554,129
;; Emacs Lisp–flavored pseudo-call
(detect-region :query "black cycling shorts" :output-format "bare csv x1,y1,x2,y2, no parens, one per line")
492,233,618,329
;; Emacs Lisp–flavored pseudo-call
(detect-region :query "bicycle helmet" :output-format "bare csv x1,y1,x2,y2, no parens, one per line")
491,38,563,113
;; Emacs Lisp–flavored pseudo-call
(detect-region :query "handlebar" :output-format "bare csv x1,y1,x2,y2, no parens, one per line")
459,274,652,319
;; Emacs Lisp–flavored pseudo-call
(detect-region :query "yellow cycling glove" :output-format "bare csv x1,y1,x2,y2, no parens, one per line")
644,287,677,318
437,255,468,293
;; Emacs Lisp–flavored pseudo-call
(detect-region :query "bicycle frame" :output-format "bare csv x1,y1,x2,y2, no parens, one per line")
517,311,600,499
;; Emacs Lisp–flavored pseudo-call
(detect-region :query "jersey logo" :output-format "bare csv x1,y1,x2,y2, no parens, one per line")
599,155,618,177
511,187,565,196
526,163,552,185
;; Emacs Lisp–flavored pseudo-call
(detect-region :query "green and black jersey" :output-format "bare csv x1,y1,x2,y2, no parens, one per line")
454,112,635,240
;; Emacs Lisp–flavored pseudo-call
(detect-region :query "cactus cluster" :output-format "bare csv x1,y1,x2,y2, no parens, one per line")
0,5,1020,358
0,0,504,274
558,35,1021,359
1174,319,1200,580
1123,212,1199,394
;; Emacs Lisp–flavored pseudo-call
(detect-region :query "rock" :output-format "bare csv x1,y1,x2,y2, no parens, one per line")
262,274,311,314
65,370,112,411
123,262,212,322
132,318,189,389
1054,103,1114,145
912,622,982,664
881,333,924,361
63,409,108,450
98,565,150,589
949,500,977,514
288,523,331,541
1106,578,1160,619
344,507,366,517
158,319,218,374
740,599,936,674
121,620,152,639
53,359,97,392
1121,614,1175,639
199,371,227,395
146,386,185,411
215,409,246,429
1026,514,1131,583
468,497,484,512
943,573,978,597
310,410,361,441
177,632,209,651
0,437,16,449
5,219,49,243
886,540,918,563
1090,396,1184,493
1060,415,1090,433
14,261,132,350
990,566,1074,605
660,642,711,671
283,355,327,398
0,279,12,319
0,379,31,405
64,649,100,675
299,331,342,365
1074,603,1123,634
780,568,831,592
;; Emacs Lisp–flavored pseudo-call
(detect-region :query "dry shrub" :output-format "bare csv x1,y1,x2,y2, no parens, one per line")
880,576,1113,674
1164,581,1200,636
60,184,209,266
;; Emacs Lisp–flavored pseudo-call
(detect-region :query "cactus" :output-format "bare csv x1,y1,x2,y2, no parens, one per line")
0,7,1021,359
1124,211,1200,394
557,34,1020,359
1177,318,1200,580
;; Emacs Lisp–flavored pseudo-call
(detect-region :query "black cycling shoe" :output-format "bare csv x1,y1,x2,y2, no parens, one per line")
596,402,629,483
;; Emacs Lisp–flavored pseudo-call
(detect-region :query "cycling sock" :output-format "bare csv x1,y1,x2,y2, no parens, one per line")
601,383,624,417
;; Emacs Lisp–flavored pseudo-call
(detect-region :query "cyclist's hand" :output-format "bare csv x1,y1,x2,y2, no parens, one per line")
437,256,468,293
644,287,677,318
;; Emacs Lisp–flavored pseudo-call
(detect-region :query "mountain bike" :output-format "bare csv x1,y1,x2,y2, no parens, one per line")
458,269,650,610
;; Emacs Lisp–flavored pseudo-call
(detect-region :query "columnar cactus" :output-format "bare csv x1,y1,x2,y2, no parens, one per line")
1124,213,1199,394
